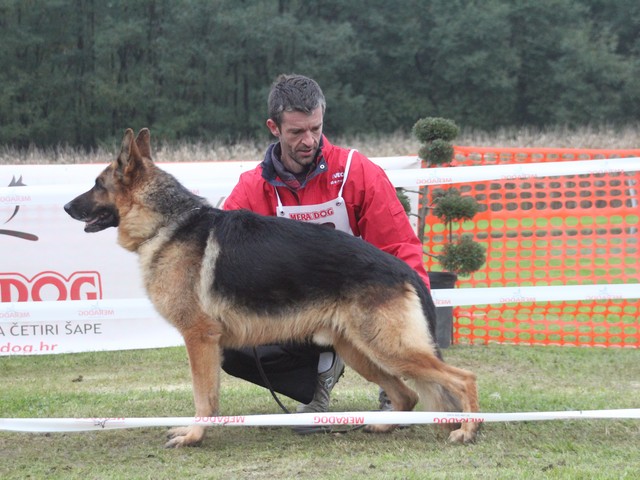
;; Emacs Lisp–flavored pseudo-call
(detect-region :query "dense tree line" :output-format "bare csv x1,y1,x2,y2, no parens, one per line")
0,0,638,148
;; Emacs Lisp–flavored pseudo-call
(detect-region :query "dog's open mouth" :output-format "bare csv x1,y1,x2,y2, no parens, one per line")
64,199,119,233
83,210,119,232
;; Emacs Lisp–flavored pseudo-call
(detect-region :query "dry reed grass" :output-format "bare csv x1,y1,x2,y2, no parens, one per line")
1,124,638,165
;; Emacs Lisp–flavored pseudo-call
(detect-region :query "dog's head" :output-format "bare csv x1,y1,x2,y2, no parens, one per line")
64,128,151,233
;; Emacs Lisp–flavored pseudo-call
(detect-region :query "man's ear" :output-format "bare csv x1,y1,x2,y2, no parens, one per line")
266,118,280,138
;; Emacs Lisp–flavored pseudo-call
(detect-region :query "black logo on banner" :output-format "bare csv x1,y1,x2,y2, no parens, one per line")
1,176,39,241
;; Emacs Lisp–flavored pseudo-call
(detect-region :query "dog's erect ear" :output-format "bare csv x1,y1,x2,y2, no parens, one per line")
117,128,135,167
135,128,152,159
116,128,143,179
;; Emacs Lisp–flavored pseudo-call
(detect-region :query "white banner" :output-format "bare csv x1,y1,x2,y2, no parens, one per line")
1,157,638,355
2,282,637,355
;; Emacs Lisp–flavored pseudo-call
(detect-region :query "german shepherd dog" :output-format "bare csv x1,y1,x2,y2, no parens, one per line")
64,128,480,447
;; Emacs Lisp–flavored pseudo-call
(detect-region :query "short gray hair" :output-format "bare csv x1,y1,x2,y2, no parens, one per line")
267,74,326,127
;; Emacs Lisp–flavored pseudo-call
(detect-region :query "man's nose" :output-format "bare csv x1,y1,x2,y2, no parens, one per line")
300,130,315,146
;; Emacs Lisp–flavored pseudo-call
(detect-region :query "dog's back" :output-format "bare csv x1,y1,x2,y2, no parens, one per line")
209,209,432,316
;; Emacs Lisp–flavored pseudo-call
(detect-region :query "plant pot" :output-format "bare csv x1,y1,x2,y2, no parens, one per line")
427,271,458,348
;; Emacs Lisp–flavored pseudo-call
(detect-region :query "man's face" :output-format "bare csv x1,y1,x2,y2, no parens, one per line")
266,107,323,174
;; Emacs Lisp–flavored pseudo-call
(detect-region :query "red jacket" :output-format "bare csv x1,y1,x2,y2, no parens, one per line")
224,136,430,288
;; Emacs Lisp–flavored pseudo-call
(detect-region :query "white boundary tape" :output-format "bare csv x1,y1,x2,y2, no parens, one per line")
2,283,637,326
386,156,639,188
2,409,639,433
1,156,638,206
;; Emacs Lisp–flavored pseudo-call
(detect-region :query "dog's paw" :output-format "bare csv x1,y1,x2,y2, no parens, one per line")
364,424,397,434
164,426,205,448
447,427,476,444
439,422,462,433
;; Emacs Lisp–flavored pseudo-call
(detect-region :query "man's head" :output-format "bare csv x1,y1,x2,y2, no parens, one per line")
266,74,326,174
267,74,326,128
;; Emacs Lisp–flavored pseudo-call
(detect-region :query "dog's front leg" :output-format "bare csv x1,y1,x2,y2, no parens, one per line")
166,321,222,448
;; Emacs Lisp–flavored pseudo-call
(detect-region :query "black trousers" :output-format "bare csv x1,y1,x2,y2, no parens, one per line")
221,342,333,404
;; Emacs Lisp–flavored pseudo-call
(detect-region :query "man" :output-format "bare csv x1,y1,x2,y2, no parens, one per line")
221,74,431,432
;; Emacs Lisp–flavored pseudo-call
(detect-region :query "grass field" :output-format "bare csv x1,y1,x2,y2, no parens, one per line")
1,345,639,479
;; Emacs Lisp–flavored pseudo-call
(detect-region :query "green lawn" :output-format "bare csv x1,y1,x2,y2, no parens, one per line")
1,345,639,479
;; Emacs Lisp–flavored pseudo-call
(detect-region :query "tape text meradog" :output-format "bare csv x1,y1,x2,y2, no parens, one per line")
194,416,246,424
313,415,366,425
433,416,485,424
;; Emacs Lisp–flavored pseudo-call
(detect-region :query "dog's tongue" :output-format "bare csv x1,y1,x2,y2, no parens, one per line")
84,218,98,231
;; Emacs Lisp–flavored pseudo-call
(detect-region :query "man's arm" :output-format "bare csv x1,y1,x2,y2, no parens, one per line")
353,157,430,288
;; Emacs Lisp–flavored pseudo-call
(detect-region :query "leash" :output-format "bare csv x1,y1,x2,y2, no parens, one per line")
251,348,364,434
252,347,291,414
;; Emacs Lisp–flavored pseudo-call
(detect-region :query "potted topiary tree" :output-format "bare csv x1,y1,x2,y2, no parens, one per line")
412,117,486,347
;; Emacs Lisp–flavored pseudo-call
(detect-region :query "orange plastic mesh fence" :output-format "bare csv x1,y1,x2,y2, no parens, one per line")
422,146,640,348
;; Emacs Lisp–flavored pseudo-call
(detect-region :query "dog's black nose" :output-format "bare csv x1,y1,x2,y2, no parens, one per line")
63,202,77,217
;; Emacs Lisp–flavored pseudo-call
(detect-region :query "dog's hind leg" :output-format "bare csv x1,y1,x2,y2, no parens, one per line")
333,339,419,434
338,326,479,441
165,319,223,448
400,354,480,444
352,293,479,443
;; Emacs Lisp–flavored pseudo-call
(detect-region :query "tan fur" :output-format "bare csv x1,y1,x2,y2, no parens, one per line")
69,128,480,448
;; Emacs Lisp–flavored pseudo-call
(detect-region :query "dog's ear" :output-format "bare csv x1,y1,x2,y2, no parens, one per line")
116,128,143,179
135,128,152,160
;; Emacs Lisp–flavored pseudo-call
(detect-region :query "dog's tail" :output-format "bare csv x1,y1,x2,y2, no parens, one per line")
413,381,463,433
412,273,441,359
411,273,464,424
413,381,462,413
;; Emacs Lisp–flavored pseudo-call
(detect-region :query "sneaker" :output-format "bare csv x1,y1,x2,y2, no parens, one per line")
379,389,410,428
293,354,345,434
378,389,393,411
